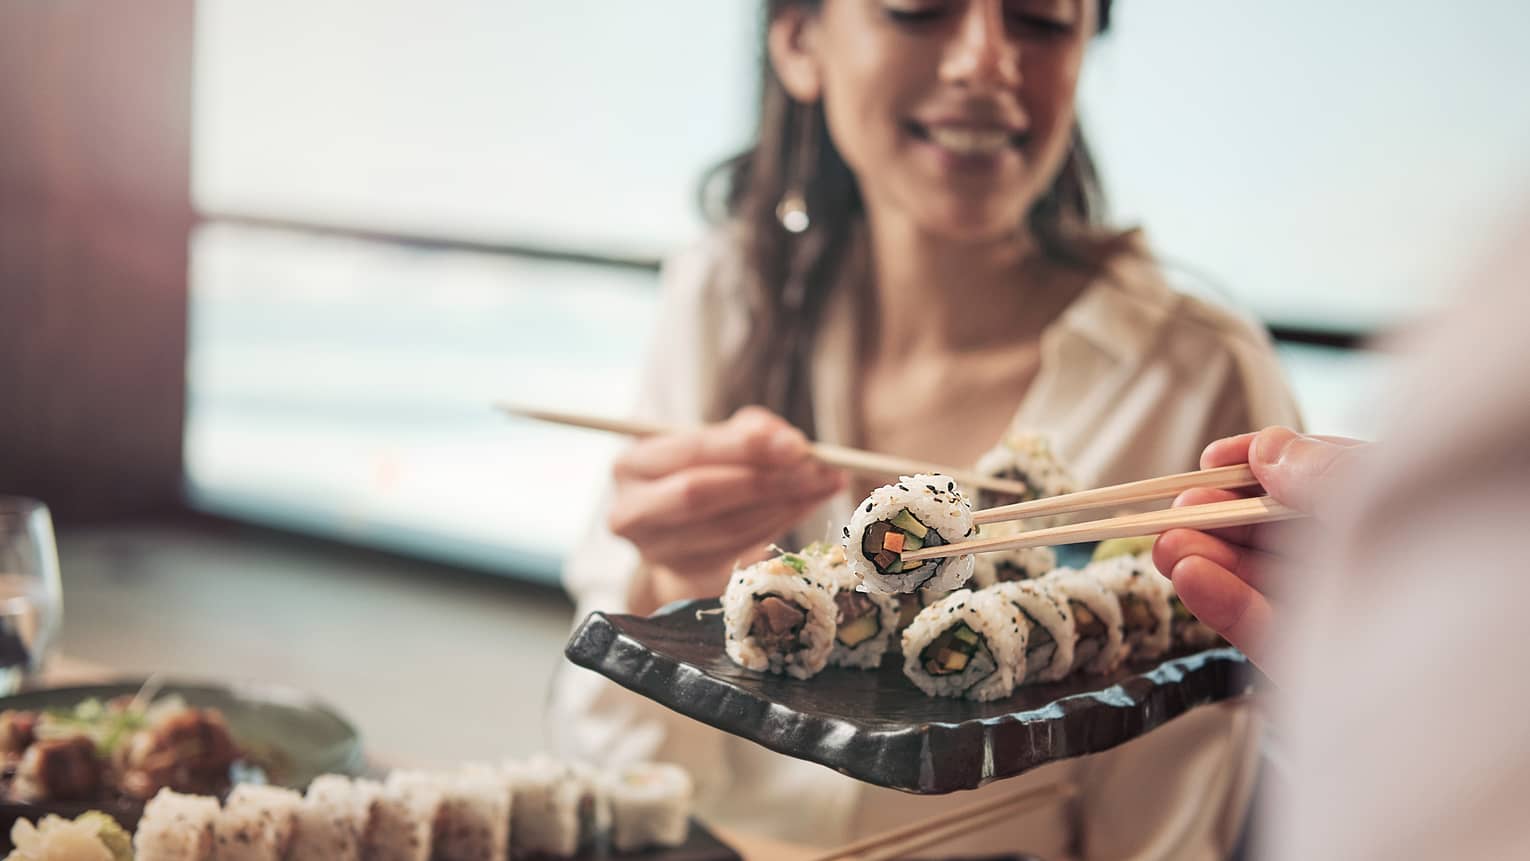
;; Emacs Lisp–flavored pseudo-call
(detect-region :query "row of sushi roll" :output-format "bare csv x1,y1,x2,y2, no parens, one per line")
105,756,692,861
722,431,1223,699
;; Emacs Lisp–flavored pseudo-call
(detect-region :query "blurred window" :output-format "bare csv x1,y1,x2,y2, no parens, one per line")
189,0,1526,580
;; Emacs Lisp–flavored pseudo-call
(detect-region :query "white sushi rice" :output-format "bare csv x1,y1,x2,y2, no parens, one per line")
211,783,302,861
134,788,220,861
1043,567,1126,675
366,772,444,861
993,579,1077,683
723,555,837,679
287,775,381,861
973,433,1077,510
901,588,1025,702
432,765,512,861
970,522,1057,587
505,756,589,858
1089,553,1173,661
804,543,899,669
603,762,692,852
843,473,976,595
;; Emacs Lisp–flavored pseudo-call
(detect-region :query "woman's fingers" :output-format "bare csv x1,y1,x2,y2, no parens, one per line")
613,407,810,480
1167,554,1274,668
610,462,841,534
636,497,827,573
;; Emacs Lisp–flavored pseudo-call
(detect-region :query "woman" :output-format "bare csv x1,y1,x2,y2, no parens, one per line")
553,1,1300,857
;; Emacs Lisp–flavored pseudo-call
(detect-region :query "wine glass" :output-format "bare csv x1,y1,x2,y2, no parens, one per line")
0,497,64,694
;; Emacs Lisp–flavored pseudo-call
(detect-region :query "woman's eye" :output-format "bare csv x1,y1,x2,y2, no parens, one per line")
1011,14,1073,36
882,3,947,25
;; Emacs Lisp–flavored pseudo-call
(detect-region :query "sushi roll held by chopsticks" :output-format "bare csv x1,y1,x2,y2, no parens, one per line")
843,473,977,595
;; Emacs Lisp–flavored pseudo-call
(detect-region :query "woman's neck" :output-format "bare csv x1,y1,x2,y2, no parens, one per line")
862,210,1073,360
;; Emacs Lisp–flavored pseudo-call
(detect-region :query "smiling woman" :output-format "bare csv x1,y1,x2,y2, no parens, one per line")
555,0,1302,857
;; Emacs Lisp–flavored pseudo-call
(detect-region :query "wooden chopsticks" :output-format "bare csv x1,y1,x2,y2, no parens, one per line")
972,464,1259,525
806,782,1076,861
495,402,1036,498
903,494,1301,563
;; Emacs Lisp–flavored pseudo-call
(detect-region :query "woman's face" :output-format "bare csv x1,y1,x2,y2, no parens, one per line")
784,0,1094,243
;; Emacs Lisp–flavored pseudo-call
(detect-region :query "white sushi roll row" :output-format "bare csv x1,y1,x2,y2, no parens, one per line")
972,433,1078,511
900,552,1224,701
130,757,692,861
842,473,977,595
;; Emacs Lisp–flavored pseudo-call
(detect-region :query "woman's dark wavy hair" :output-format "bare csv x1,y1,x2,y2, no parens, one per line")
700,0,1119,431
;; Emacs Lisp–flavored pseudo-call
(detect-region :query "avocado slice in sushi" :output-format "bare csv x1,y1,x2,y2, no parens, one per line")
889,509,929,539
920,622,990,676
834,592,883,647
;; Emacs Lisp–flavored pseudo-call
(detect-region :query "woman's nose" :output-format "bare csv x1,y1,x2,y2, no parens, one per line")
941,0,1022,90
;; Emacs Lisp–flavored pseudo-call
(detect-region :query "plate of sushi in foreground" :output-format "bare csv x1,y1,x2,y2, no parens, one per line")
566,464,1261,795
3,755,734,860
0,678,365,848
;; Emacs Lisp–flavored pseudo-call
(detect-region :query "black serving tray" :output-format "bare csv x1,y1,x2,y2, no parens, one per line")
564,599,1259,795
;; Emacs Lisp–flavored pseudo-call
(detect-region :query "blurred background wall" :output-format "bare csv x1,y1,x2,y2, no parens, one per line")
0,0,195,520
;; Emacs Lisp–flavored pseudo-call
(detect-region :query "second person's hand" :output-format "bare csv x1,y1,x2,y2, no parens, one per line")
609,406,845,614
1153,426,1369,673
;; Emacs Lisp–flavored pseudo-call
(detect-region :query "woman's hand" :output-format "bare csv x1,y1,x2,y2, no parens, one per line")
1153,426,1369,670
609,406,845,614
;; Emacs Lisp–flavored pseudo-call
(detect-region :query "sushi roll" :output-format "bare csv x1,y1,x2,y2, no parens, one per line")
970,523,1057,586
134,788,220,861
993,580,1076,683
287,775,381,861
432,765,512,861
902,588,1025,702
1042,568,1126,675
843,473,976,595
1090,554,1173,661
212,783,302,861
367,772,444,861
603,763,692,852
802,543,899,669
973,433,1077,511
723,553,837,680
506,756,605,858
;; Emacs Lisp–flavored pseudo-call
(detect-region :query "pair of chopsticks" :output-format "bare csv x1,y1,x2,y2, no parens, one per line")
496,403,1303,560
807,782,1076,861
495,403,1035,498
901,465,1300,563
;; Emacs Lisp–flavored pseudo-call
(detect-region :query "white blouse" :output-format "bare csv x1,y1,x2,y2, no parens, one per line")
552,231,1302,860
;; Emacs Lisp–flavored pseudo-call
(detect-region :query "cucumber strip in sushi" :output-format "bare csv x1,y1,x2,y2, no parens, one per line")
1042,568,1126,675
970,522,1057,586
973,433,1077,511
1090,554,1173,661
902,588,1025,702
723,553,837,679
843,473,976,595
994,579,1077,683
803,543,899,669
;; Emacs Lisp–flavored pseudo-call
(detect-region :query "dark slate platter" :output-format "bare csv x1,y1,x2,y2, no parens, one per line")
564,599,1259,795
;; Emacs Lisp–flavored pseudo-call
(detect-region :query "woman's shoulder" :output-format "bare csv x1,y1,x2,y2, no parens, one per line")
1085,229,1279,358
658,223,752,310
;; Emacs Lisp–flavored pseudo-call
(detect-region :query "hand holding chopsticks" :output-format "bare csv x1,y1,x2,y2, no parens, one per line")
496,402,1036,498
903,465,1302,563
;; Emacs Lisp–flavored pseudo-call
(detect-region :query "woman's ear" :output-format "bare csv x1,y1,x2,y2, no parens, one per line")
768,6,823,103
